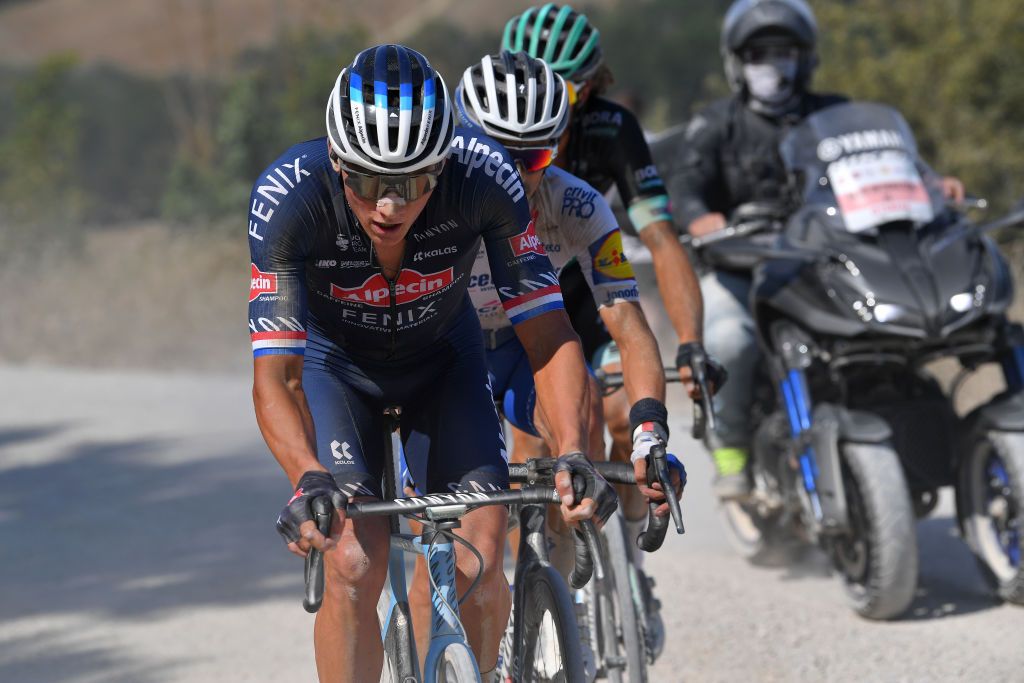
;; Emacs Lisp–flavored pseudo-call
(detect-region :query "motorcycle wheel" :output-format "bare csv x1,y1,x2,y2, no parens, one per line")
958,430,1024,604
832,442,918,620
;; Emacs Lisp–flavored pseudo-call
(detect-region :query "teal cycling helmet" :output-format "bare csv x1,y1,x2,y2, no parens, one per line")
502,3,603,83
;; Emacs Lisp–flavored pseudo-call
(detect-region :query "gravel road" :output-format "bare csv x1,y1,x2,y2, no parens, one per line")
0,365,1021,682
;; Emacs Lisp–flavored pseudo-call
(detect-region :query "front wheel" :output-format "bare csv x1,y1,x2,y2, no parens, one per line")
831,442,918,620
599,512,647,682
958,430,1024,604
435,642,479,682
516,563,587,683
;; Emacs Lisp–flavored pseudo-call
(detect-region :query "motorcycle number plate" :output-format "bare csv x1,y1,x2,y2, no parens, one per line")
827,150,934,233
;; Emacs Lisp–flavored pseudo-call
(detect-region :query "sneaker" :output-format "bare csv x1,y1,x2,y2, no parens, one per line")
712,447,751,500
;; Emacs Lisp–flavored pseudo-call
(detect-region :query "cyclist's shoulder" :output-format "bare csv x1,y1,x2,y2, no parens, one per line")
250,137,333,211
445,125,528,208
577,96,643,139
542,166,616,236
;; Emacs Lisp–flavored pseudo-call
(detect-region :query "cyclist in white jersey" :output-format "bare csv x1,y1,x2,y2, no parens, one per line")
457,52,682,565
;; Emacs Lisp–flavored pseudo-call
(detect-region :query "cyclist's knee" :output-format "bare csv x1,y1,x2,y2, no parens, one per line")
323,518,389,599
456,508,507,580
602,387,631,443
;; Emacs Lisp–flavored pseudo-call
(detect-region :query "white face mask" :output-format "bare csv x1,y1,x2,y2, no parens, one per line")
742,57,798,104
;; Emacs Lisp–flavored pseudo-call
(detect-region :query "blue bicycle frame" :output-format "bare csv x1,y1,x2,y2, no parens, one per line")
377,414,481,683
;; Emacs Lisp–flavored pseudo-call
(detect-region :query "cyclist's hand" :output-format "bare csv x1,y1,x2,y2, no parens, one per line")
631,422,685,516
633,453,686,517
275,470,347,558
553,451,618,527
676,342,727,400
687,212,727,238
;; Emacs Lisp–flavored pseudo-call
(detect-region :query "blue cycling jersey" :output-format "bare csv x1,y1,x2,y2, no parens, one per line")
248,129,564,361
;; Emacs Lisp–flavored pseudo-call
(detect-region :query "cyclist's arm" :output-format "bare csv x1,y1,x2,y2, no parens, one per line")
598,300,665,404
638,220,703,347
248,164,319,487
514,310,589,456
253,354,324,487
611,109,704,349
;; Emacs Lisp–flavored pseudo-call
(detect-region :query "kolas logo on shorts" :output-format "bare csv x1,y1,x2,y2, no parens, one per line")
508,220,546,258
249,263,278,302
589,232,635,284
330,267,454,307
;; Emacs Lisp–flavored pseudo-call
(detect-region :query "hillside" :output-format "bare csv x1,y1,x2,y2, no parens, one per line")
0,0,615,75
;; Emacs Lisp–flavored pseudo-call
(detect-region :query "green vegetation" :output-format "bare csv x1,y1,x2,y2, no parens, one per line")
0,0,1020,231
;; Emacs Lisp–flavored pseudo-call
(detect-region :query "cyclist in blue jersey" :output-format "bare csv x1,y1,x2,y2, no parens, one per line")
252,44,616,682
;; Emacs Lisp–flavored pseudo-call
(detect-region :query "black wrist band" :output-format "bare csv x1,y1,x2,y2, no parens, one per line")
629,398,668,438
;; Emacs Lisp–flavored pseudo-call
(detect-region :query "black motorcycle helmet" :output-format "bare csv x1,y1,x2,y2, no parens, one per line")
721,0,819,95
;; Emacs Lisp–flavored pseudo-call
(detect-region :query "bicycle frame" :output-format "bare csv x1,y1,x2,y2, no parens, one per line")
377,407,482,683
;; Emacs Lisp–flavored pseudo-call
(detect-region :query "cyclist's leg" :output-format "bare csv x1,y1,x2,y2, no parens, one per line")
702,270,759,495
302,362,391,682
402,341,512,673
593,341,649,522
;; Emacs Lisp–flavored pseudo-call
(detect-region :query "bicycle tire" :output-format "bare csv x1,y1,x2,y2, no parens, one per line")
435,642,479,682
517,562,587,683
601,512,647,682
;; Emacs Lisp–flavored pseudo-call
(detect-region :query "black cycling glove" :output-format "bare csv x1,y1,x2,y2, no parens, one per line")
676,342,728,393
275,470,346,545
554,451,619,524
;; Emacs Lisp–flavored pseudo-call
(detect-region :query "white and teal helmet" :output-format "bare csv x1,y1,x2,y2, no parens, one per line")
501,3,603,83
326,44,454,174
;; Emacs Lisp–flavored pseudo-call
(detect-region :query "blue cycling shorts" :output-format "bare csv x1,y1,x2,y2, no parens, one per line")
302,306,510,499
486,335,539,437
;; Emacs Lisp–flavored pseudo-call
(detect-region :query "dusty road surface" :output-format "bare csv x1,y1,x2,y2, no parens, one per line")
1,365,1021,682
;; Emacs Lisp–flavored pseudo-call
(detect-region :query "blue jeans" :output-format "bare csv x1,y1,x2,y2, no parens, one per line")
701,270,760,449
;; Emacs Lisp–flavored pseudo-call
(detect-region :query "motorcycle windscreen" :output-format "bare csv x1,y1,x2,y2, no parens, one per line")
780,101,942,233
826,150,933,233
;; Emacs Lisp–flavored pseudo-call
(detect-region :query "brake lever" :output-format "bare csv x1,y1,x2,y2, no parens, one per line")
649,444,684,535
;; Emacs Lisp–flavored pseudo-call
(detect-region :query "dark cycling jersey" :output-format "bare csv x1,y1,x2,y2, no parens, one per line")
248,129,564,497
248,129,563,361
561,96,672,236
560,96,671,358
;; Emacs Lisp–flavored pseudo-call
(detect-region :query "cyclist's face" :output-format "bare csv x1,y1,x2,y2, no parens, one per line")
341,173,434,249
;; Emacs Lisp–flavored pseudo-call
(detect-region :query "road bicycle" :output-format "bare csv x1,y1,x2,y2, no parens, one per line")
298,406,667,682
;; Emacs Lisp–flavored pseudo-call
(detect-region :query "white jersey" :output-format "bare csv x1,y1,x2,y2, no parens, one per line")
469,165,640,332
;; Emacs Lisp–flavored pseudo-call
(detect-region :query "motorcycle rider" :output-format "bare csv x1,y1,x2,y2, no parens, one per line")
669,0,965,498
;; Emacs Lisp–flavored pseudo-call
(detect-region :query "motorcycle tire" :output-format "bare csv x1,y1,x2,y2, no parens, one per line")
958,430,1024,605
832,442,918,620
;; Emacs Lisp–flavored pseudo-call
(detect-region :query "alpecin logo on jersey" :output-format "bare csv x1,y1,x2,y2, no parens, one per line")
330,267,455,307
250,263,278,302
508,220,545,258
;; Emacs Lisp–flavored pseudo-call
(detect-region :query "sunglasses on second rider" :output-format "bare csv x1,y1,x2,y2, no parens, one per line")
507,143,559,175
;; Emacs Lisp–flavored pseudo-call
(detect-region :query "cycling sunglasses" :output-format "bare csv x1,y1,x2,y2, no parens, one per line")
507,145,559,174
339,161,445,202
566,80,587,107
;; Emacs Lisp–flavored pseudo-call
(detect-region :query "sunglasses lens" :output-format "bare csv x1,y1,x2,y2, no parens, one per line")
509,147,557,173
341,164,443,201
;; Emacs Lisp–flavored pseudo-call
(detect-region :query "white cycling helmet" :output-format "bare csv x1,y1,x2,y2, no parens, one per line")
326,44,454,174
455,50,569,146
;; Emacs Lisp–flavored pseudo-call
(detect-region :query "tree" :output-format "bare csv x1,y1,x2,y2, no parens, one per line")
813,0,1024,212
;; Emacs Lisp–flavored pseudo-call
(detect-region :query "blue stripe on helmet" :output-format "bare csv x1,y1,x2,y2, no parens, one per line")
349,72,363,104
424,77,435,111
374,80,387,110
400,82,413,111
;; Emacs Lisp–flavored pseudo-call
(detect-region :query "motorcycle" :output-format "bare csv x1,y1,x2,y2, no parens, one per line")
688,101,1024,619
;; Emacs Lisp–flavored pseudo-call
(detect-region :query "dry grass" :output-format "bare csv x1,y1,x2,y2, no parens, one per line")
0,222,250,372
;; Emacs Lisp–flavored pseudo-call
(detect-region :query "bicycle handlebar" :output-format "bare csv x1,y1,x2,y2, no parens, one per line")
509,458,676,552
301,483,595,612
594,366,718,440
